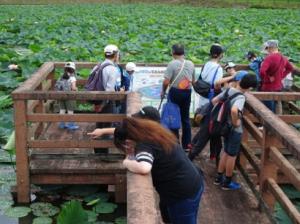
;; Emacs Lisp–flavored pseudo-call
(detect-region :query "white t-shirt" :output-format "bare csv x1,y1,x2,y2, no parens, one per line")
102,59,120,91
195,61,223,109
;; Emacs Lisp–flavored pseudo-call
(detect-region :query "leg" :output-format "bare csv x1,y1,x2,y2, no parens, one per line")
94,102,114,154
263,100,276,113
167,183,203,224
189,117,210,161
66,110,79,130
179,91,192,149
59,108,66,129
222,131,242,190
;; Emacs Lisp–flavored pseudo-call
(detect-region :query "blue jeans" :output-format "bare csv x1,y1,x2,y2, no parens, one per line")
168,87,192,148
167,182,204,224
263,100,276,113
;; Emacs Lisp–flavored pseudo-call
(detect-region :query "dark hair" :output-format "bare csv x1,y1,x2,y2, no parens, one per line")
114,118,177,153
210,44,224,58
172,44,185,56
239,74,257,89
132,106,160,123
62,72,70,80
105,53,117,59
245,51,256,60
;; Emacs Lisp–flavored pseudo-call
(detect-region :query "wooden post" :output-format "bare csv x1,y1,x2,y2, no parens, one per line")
34,83,45,139
259,128,278,211
240,111,250,170
14,100,30,203
115,174,126,203
276,101,283,115
47,67,56,90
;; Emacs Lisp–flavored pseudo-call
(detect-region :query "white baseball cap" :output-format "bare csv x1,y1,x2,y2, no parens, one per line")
104,44,119,56
224,62,236,70
125,62,136,72
64,62,76,70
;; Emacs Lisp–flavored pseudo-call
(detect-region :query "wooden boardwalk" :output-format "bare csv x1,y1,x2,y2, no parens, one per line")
194,148,271,224
35,122,271,223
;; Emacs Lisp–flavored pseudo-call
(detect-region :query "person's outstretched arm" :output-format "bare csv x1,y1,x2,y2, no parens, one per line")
87,128,115,138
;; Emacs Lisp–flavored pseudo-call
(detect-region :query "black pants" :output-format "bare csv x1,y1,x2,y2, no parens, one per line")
94,101,114,154
189,115,222,164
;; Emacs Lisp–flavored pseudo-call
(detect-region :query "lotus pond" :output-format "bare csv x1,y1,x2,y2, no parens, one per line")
0,3,300,224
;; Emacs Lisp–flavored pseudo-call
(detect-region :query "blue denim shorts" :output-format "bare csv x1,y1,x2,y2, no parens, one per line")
224,130,242,156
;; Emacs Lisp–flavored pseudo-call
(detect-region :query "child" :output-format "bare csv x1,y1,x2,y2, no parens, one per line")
214,73,257,190
55,62,79,130
121,62,136,91
245,51,263,89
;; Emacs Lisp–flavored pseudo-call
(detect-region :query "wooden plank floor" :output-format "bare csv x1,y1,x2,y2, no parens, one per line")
34,122,271,223
194,147,271,224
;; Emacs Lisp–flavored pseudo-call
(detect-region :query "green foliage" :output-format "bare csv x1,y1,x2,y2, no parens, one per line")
32,217,53,224
86,210,98,223
4,206,31,218
115,216,127,224
0,95,12,109
93,202,118,214
30,202,60,217
3,131,15,150
57,200,88,224
84,192,109,203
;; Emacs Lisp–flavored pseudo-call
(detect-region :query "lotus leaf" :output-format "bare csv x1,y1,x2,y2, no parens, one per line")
93,202,117,214
84,192,109,203
4,206,31,218
57,200,88,224
30,202,59,217
0,199,13,212
115,216,127,224
32,217,53,224
86,210,98,223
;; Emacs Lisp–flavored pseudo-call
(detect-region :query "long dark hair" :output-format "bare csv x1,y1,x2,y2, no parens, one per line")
114,117,177,153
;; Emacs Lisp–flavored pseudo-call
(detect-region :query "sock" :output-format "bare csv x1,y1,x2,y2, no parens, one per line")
224,176,232,185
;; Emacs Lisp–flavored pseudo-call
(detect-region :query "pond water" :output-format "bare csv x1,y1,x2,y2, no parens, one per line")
0,150,126,224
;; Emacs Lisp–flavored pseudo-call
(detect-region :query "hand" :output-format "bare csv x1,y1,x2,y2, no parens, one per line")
87,129,105,139
269,76,275,82
122,158,130,168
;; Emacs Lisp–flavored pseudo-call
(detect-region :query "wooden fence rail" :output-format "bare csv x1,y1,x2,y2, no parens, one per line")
239,92,300,223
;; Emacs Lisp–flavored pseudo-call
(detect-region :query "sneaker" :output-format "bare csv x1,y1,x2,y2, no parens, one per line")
221,181,241,190
66,122,79,130
59,122,66,129
214,175,224,186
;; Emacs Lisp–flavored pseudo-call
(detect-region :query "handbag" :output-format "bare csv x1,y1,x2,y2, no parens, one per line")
159,60,186,129
193,64,219,98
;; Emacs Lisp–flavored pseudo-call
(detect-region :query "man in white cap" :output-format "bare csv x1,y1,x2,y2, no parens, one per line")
94,44,120,153
260,40,293,112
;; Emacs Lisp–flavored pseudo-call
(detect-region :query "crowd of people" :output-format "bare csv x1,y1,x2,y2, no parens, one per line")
55,40,296,223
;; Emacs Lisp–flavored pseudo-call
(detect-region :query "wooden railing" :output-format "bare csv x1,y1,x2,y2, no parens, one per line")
240,92,300,223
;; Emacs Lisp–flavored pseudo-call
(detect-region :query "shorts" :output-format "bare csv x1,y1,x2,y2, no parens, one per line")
224,130,242,156
59,100,76,111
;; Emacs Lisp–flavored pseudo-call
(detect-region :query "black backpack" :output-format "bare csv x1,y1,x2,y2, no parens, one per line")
208,88,243,137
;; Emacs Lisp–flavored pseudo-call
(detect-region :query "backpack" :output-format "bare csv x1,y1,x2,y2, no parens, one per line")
208,88,243,137
85,62,112,91
55,78,71,91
